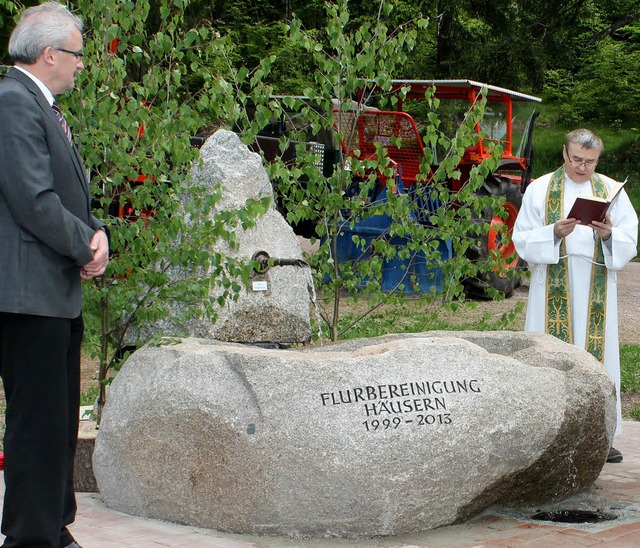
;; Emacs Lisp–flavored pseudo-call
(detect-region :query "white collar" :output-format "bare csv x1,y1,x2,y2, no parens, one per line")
13,65,55,106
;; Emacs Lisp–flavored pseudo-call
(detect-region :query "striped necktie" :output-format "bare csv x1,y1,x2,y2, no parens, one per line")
52,103,73,144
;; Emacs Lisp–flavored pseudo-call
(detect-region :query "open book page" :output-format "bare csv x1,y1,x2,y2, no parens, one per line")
606,176,628,206
567,177,628,224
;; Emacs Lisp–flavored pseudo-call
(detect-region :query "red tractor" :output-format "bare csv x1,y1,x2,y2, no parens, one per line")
253,80,541,297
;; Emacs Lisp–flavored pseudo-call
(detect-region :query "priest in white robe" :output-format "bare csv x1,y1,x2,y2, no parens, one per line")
513,129,638,462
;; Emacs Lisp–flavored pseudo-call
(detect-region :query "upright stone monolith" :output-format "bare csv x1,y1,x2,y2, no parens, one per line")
131,129,312,345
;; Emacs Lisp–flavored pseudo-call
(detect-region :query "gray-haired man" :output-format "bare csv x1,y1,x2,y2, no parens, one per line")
0,3,108,546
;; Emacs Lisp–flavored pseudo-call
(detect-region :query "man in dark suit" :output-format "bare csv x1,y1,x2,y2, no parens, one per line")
0,3,108,547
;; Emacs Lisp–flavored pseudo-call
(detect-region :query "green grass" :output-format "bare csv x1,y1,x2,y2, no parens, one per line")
621,344,640,420
335,299,525,340
628,407,640,421
80,385,99,407
621,344,640,392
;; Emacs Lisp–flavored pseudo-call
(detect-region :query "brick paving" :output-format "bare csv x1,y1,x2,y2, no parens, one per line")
2,422,640,547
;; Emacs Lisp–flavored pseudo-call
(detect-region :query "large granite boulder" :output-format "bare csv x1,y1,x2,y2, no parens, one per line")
93,331,616,538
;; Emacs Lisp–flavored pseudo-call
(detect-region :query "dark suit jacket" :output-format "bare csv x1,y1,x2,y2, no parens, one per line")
0,67,103,318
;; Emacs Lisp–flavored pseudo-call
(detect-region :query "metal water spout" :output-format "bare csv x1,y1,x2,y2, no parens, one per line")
251,250,309,274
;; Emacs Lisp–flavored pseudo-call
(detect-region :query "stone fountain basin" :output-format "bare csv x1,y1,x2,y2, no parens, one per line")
93,331,615,538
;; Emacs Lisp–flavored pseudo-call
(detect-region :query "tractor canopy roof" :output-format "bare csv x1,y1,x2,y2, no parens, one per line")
381,80,542,103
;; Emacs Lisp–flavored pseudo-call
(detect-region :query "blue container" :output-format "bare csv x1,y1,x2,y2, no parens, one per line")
381,236,413,293
412,239,453,293
325,185,452,294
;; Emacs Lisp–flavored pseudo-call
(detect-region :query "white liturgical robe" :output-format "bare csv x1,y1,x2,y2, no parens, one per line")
513,170,638,433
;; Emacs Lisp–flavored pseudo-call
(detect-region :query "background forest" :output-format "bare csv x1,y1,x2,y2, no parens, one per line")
208,0,640,129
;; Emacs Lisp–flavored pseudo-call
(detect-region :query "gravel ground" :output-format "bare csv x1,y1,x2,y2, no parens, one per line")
614,261,640,346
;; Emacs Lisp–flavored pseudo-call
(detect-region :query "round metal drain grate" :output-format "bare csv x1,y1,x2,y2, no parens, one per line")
531,509,618,523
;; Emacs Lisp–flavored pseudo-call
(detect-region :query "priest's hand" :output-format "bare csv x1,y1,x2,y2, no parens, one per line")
590,215,612,241
554,218,579,239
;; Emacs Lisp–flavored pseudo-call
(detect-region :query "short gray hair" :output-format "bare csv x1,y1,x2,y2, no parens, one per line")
8,2,83,65
564,128,604,154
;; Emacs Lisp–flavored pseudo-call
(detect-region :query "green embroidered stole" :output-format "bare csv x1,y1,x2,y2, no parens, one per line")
545,167,607,362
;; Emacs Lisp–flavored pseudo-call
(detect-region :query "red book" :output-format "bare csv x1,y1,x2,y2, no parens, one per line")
567,177,627,225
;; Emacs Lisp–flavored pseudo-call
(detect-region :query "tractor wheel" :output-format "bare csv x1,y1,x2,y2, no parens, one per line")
463,175,523,299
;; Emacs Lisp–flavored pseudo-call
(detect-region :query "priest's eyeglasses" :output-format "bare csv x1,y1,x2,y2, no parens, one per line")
565,149,598,169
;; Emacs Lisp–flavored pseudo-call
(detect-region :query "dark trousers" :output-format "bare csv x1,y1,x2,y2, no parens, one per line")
0,313,83,548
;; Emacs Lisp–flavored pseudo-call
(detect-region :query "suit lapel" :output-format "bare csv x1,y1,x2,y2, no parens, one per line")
39,94,91,199
8,68,91,200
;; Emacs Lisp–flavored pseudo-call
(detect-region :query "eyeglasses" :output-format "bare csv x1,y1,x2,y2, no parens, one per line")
55,47,83,58
567,156,598,168
564,147,598,168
